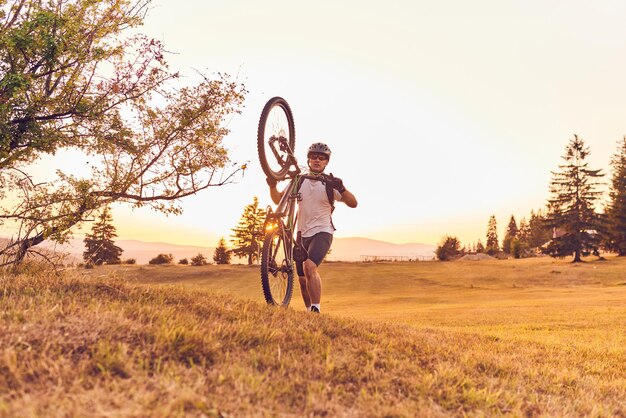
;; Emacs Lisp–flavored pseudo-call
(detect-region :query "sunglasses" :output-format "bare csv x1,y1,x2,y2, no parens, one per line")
308,154,328,161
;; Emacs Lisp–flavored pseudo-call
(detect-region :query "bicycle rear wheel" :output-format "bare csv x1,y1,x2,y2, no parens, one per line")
257,97,296,181
260,226,294,306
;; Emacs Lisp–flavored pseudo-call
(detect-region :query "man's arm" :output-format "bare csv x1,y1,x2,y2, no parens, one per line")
327,174,357,208
339,189,358,208
267,178,284,205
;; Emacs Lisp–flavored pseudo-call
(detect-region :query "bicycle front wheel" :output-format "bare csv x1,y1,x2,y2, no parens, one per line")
257,97,296,181
260,226,294,306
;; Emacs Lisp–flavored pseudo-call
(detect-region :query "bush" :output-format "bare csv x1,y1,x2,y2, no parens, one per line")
148,254,174,265
511,238,527,259
436,235,462,261
124,258,137,265
190,253,208,266
178,258,189,265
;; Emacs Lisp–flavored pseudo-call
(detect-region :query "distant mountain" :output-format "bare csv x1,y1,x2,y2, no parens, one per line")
3,236,435,264
48,238,213,265
329,237,435,262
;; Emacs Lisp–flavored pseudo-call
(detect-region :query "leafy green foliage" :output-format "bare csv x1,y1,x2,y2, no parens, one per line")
230,197,265,265
0,0,246,265
545,135,604,262
82,207,123,265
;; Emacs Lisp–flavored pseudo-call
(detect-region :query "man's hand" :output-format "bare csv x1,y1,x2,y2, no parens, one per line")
266,177,277,188
327,173,346,193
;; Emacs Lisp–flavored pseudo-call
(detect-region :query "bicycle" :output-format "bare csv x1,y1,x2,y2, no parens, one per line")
257,97,318,307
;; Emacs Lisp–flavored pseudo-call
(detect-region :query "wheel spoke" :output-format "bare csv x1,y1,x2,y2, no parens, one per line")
264,107,290,173
258,97,295,306
257,97,295,181
261,226,294,307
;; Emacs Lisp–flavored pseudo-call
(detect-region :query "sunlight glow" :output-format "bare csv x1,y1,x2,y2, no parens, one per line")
19,0,626,248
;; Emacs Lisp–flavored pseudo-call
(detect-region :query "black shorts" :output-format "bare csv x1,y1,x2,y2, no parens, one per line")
296,232,333,276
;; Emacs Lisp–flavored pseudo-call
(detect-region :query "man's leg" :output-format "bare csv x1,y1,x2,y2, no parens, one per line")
303,259,322,305
298,275,311,309
301,232,332,313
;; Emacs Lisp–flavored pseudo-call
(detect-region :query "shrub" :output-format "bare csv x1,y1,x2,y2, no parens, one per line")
190,253,208,266
179,258,189,265
511,238,527,259
149,254,174,265
124,259,137,265
436,235,462,261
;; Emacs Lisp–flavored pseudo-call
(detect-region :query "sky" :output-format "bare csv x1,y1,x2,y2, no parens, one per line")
33,0,626,247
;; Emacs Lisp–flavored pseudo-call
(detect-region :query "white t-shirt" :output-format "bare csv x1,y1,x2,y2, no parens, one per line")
297,178,343,238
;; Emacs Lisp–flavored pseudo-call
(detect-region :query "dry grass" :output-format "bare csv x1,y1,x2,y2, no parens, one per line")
1,256,625,416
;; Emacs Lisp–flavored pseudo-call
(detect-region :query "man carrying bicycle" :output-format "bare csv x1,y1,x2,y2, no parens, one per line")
267,142,358,313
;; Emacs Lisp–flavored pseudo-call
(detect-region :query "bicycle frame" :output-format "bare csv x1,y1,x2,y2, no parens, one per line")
263,148,302,274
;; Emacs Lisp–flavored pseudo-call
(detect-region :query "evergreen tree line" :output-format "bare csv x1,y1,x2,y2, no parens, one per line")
436,209,552,261
437,135,626,262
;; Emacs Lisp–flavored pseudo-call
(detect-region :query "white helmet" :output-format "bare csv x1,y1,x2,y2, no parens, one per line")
307,142,331,158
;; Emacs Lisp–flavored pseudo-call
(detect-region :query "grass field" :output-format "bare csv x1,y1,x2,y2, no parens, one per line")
1,256,625,416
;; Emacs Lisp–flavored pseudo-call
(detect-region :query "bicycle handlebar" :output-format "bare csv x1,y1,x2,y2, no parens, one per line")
299,173,333,183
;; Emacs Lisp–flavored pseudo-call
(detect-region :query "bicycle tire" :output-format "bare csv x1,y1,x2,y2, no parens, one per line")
257,97,296,181
260,226,294,306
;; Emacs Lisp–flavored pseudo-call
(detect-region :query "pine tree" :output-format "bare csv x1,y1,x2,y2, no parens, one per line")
528,209,551,249
230,197,266,265
604,136,626,255
485,215,499,255
518,217,530,244
83,207,123,265
213,237,231,264
475,240,485,254
545,135,604,262
502,215,518,254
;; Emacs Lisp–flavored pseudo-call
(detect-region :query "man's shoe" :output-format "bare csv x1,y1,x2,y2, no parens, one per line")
310,306,320,313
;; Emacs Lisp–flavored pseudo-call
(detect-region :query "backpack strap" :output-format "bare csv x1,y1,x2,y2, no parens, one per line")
297,175,334,210
325,180,336,231
325,180,335,212
296,175,306,194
